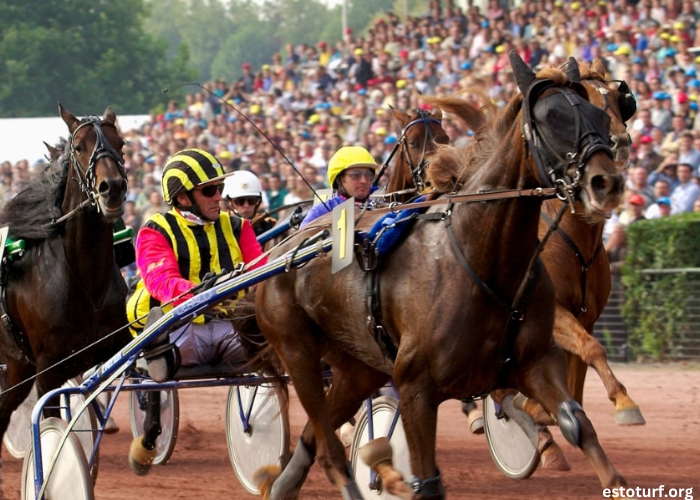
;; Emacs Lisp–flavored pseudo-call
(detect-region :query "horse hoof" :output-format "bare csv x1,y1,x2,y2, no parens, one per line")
359,437,393,469
129,437,156,476
615,407,646,426
253,465,281,499
540,442,571,471
467,410,484,435
104,416,120,434
340,421,355,447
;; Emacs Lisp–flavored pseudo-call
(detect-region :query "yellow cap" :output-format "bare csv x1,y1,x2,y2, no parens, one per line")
327,146,379,188
614,45,631,55
674,21,686,30
660,33,671,40
354,48,365,56
670,35,682,43
495,44,506,54
262,64,270,70
554,0,563,6
571,1,581,10
249,104,261,115
218,150,232,159
375,127,388,135
307,114,320,124
275,122,285,130
396,79,407,89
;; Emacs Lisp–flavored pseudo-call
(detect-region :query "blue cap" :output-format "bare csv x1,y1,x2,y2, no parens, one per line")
652,91,670,100
481,20,489,28
691,102,699,111
384,135,398,145
460,61,472,70
689,79,700,87
357,88,367,96
300,130,311,139
407,72,415,78
666,48,677,57
657,196,671,206
633,56,644,64
607,43,618,52
686,68,697,76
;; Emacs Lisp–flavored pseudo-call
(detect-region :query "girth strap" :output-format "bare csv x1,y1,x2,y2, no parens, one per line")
540,211,603,316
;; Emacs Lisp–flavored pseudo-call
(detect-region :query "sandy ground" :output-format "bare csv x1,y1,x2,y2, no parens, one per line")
2,362,698,500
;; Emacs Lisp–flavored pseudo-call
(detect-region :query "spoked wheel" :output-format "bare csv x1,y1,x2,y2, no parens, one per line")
350,396,412,500
61,377,100,482
3,382,38,459
226,382,290,494
483,394,539,479
128,382,180,465
21,417,94,500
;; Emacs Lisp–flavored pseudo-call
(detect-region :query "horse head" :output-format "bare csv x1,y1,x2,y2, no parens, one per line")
59,103,127,219
388,106,449,194
562,58,636,166
511,51,624,219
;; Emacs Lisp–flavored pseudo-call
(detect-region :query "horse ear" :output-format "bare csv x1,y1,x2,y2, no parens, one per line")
509,50,535,93
591,58,607,77
43,141,61,162
390,106,410,127
58,102,80,133
103,106,116,125
431,107,443,120
561,57,581,83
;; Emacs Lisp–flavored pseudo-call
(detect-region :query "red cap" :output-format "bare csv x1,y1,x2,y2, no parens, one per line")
640,135,653,144
399,49,409,58
628,194,645,206
242,62,251,69
317,125,328,133
345,27,353,34
678,92,689,104
319,41,327,48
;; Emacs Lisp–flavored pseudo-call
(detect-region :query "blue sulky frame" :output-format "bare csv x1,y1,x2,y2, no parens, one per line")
27,229,331,500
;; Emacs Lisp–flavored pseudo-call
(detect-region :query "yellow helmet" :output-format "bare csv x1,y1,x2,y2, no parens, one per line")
162,148,227,204
327,146,379,188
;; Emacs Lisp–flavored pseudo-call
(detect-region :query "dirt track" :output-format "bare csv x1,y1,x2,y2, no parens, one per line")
2,363,698,500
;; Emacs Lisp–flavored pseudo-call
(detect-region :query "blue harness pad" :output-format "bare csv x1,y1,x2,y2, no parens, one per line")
366,196,427,256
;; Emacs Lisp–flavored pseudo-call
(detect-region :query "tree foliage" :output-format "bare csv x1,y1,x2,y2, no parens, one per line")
0,0,195,117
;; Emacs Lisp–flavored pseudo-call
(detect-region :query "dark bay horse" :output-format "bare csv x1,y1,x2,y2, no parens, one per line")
250,52,626,499
0,104,131,473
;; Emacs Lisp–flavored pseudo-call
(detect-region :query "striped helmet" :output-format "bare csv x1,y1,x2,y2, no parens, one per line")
162,148,227,204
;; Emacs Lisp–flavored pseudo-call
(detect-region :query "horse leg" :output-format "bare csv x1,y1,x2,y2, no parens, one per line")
460,399,484,434
260,349,387,500
129,390,160,475
519,347,627,491
553,307,645,425
0,358,34,475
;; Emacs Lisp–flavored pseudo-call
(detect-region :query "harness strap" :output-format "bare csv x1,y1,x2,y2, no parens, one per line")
540,210,603,316
0,260,34,363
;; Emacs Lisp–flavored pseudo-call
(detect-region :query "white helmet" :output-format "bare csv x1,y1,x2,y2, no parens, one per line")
222,170,263,199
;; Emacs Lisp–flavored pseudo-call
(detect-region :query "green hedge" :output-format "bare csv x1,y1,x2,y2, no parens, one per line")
622,212,700,360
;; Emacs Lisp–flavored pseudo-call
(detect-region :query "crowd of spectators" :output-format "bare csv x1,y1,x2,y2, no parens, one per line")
3,0,700,273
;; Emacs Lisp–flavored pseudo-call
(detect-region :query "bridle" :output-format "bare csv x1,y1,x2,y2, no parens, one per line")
52,117,127,225
373,109,443,194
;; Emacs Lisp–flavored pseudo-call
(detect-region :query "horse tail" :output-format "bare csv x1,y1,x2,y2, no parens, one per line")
421,91,496,133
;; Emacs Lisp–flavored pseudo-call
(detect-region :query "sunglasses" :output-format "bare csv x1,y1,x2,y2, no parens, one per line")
232,196,260,206
344,170,374,181
195,183,225,198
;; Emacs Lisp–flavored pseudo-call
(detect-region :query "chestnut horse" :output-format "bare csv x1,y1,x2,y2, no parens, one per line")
0,105,131,476
418,59,644,431
250,52,626,499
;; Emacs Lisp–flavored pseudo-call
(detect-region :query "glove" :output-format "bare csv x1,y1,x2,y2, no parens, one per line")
205,298,240,320
197,269,229,294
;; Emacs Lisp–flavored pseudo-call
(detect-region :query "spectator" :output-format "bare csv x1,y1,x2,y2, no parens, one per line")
619,193,647,226
670,163,700,213
677,131,700,171
645,179,673,219
605,224,628,276
265,172,289,219
636,135,665,174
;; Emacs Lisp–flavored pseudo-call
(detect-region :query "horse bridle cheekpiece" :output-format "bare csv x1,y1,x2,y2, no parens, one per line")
69,116,126,210
400,110,442,192
511,52,613,201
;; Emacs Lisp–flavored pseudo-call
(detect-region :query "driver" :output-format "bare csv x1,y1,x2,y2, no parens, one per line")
222,170,277,236
127,148,266,368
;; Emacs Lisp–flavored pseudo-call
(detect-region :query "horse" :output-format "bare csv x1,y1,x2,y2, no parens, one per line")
415,59,644,437
248,52,626,499
0,104,131,474
375,107,449,203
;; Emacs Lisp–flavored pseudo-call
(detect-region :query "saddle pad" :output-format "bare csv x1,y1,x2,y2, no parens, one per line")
367,196,427,257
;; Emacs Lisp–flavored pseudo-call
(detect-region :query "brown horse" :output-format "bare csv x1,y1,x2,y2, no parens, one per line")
0,104,131,475
250,52,626,499
418,59,644,434
375,107,449,203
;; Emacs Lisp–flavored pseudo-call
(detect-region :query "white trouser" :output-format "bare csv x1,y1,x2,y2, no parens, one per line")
169,319,246,367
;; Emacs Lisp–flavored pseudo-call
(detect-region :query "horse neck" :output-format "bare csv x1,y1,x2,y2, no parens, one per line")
385,147,417,200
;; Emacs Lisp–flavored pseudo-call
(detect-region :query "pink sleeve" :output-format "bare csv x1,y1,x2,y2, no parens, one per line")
136,227,195,305
238,219,268,270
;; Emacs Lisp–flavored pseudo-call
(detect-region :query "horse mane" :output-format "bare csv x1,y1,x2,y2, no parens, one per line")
428,66,569,194
0,139,70,241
